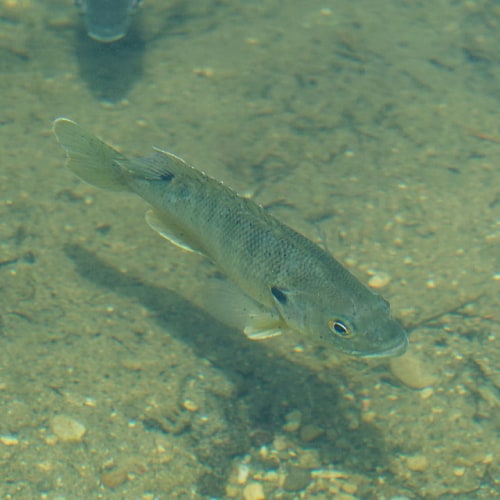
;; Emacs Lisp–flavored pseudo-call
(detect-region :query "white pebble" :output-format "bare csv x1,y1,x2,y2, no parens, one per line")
283,409,302,432
51,414,87,442
368,271,391,289
390,351,438,389
237,463,250,484
407,454,429,472
0,434,19,446
243,482,265,500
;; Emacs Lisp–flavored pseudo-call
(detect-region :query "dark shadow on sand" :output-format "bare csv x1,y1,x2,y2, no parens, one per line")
74,24,146,103
64,243,393,497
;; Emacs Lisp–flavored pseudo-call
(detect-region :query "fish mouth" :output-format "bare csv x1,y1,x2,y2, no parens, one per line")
88,29,127,43
350,335,409,358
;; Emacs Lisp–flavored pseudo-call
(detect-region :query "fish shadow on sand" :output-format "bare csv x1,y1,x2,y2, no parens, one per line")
74,26,146,103
64,243,394,497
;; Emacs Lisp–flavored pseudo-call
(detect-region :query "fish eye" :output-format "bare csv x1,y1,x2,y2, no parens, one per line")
328,319,352,337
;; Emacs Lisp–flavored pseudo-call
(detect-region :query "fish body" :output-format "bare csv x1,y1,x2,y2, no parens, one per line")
74,0,142,42
53,118,408,358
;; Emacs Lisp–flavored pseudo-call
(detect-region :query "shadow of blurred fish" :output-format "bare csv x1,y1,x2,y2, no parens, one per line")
74,0,143,42
53,118,409,358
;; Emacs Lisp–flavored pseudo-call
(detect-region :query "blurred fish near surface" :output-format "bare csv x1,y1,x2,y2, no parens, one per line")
74,0,143,43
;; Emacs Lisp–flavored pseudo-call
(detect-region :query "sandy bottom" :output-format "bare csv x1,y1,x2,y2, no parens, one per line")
0,0,498,498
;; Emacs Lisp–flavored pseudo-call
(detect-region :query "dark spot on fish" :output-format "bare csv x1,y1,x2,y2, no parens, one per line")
271,286,287,305
160,170,174,183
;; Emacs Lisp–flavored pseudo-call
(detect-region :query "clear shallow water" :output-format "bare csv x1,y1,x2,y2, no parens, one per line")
0,0,498,498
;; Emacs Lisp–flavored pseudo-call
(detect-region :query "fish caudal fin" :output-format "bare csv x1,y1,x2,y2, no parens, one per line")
53,118,130,191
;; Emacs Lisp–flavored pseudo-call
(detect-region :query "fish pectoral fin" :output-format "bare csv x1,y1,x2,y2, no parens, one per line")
146,209,206,255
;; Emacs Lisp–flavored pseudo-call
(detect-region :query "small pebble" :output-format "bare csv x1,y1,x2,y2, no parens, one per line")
367,271,391,289
420,387,434,400
406,455,429,472
0,434,18,446
272,436,289,451
361,410,377,423
226,484,240,498
121,358,144,371
181,399,199,412
390,351,438,389
297,449,322,469
44,434,58,446
237,463,250,485
101,468,128,488
283,466,312,492
193,67,215,78
300,424,324,442
243,481,265,500
50,414,86,442
283,409,302,433
341,481,358,494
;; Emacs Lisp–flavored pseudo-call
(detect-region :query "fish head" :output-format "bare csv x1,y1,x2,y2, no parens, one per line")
270,285,408,358
339,294,409,357
320,292,409,358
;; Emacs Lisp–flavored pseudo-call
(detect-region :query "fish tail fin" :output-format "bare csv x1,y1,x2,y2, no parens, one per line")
52,118,130,191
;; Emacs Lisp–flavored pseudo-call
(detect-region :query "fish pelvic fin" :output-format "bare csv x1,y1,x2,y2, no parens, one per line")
202,278,285,340
243,321,284,340
53,118,130,191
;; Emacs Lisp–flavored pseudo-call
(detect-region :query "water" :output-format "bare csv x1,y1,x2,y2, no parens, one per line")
0,0,498,498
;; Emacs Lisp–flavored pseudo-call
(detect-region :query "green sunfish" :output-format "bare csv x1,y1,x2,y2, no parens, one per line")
53,118,408,358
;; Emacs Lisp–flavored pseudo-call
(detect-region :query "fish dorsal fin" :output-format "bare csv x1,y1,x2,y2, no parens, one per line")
120,149,188,181
145,209,206,255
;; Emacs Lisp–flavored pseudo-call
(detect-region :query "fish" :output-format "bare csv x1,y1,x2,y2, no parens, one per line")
74,0,143,43
52,118,409,358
